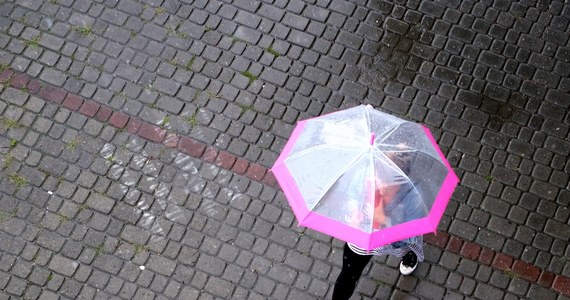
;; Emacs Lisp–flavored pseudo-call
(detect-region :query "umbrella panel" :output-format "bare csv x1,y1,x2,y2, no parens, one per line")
373,121,444,169
283,145,365,212
398,151,448,212
310,153,373,232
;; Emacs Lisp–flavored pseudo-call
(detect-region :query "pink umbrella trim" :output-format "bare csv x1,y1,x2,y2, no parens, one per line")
273,120,308,167
421,125,460,229
271,165,458,250
428,171,459,228
272,120,312,222
302,212,435,250
421,125,455,171
272,119,461,250
271,159,312,222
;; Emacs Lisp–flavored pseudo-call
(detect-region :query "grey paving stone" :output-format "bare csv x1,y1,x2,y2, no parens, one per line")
39,68,67,86
144,254,176,277
48,254,79,277
92,254,123,275
416,280,446,300
527,284,558,300
84,192,114,214
34,229,65,251
120,224,150,246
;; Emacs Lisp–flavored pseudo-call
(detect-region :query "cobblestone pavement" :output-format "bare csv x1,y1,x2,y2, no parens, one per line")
0,0,569,299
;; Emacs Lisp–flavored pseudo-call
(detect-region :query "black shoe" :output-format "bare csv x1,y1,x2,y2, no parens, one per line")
399,251,418,275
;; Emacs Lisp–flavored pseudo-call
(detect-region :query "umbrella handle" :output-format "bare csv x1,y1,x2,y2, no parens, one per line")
370,132,375,145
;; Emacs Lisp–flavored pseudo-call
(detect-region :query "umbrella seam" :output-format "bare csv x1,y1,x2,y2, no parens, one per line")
310,150,369,212
376,124,401,143
283,143,365,162
370,150,431,230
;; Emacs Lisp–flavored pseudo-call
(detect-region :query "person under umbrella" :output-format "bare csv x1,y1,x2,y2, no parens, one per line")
271,105,459,299
332,150,425,300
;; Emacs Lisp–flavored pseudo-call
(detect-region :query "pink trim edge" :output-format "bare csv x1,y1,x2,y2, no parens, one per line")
428,171,459,228
301,213,438,250
421,125,460,229
273,120,307,167
422,125,455,171
272,120,310,222
271,162,311,222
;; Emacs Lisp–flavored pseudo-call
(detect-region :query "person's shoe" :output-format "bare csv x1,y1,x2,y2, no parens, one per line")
399,251,418,275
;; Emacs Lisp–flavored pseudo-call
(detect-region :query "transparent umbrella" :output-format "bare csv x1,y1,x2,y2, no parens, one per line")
272,105,459,250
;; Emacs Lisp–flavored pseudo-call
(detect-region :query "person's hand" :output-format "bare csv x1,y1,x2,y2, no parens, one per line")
373,186,387,229
373,203,386,229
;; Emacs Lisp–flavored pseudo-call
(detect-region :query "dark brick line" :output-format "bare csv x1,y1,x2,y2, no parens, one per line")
423,233,569,296
1,69,568,297
0,69,277,186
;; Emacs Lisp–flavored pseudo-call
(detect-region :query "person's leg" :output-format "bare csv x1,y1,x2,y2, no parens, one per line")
332,244,373,300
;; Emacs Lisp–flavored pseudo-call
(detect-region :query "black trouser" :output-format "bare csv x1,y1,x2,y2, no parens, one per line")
332,243,372,300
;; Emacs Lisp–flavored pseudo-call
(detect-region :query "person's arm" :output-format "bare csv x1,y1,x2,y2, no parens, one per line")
372,199,385,229
372,181,399,229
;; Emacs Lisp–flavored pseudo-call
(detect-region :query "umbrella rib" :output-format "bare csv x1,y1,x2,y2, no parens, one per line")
372,150,430,218
283,143,364,162
414,149,448,168
393,148,448,171
310,151,368,211
375,136,447,171
375,123,444,165
405,177,430,217
365,105,372,139
375,123,401,142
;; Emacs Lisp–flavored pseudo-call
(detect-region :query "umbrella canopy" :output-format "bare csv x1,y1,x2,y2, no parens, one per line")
272,105,459,250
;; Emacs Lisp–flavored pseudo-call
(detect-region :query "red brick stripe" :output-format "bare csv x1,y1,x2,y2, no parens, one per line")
11,73,29,89
178,136,206,157
63,94,84,111
0,69,14,82
95,106,113,122
7,70,569,297
202,147,218,163
460,241,481,260
492,253,514,271
446,235,463,253
215,151,236,169
553,276,570,295
126,118,142,133
108,111,130,128
27,79,42,94
232,158,249,175
261,171,278,187
538,271,555,287
423,234,570,295
512,260,541,282
245,163,267,181
164,133,179,148
423,231,448,248
479,247,494,265
79,100,100,117
40,85,66,103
